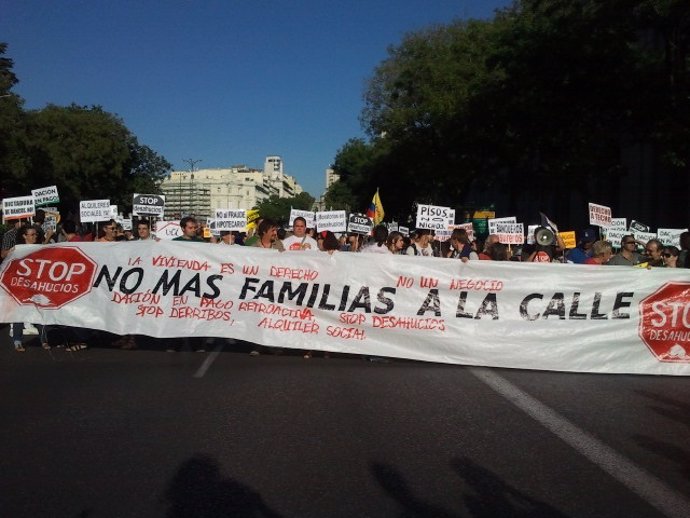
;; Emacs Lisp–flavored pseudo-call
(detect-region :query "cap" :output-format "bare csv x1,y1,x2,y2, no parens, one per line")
581,228,596,242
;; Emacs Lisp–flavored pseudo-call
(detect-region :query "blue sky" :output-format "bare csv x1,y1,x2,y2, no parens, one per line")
1,0,512,197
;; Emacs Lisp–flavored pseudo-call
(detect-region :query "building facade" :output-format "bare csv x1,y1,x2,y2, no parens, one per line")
160,156,303,219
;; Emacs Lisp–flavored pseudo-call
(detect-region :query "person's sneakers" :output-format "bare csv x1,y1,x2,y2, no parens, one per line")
14,341,25,352
195,348,206,353
249,350,260,356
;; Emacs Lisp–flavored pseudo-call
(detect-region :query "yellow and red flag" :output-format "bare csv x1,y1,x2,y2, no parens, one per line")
366,189,385,225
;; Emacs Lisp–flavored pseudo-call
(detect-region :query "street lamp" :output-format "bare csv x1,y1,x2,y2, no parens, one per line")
182,158,202,217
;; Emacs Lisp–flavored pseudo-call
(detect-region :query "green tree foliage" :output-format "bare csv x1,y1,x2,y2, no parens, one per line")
336,0,690,224
256,191,316,226
0,43,28,199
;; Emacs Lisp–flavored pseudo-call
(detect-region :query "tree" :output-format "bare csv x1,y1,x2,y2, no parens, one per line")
256,192,316,226
0,43,28,199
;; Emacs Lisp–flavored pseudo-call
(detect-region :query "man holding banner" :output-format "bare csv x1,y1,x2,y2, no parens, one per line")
282,217,318,251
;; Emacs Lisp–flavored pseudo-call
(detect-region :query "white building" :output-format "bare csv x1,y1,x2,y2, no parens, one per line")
159,156,303,219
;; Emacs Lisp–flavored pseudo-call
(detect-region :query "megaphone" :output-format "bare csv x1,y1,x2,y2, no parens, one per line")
535,226,555,246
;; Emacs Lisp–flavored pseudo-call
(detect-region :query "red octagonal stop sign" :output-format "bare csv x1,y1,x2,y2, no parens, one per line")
0,246,97,309
639,282,690,363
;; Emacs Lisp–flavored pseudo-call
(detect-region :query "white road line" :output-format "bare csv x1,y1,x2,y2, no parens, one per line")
193,341,227,378
470,367,690,518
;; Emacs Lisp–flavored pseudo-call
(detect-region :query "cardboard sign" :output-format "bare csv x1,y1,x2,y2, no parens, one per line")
657,228,687,247
31,185,60,207
559,231,577,250
495,222,525,245
488,217,516,235
2,195,35,221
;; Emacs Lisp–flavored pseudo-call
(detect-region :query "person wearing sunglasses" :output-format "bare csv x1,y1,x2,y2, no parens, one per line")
661,246,680,268
607,235,643,266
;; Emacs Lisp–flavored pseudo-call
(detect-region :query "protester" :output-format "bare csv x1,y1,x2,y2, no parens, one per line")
61,220,84,242
478,234,499,260
96,220,118,242
679,232,690,268
405,230,433,256
489,243,511,261
347,234,363,252
282,217,318,251
643,238,664,267
566,228,596,263
1,219,24,260
661,246,680,268
218,230,237,245
526,227,565,262
136,221,159,241
244,217,263,247
250,218,284,251
361,225,390,254
10,226,49,352
173,217,204,242
447,228,474,260
584,240,613,265
607,234,642,266
319,231,339,255
386,231,405,254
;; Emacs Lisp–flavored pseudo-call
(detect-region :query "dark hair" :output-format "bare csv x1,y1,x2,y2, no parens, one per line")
180,216,197,229
16,225,35,244
293,217,307,227
321,231,339,251
258,218,278,236
62,220,77,234
489,243,509,261
372,225,388,246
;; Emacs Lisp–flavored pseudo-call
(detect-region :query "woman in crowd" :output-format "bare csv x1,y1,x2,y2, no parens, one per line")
386,231,405,254
319,231,340,255
489,243,511,261
10,226,50,352
361,225,390,254
662,246,680,268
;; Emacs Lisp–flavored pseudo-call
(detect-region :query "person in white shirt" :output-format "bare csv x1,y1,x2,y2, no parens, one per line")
405,230,434,256
282,217,318,251
361,225,391,254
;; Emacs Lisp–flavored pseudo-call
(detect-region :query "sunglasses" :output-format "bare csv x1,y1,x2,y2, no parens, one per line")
663,253,675,258
623,241,635,245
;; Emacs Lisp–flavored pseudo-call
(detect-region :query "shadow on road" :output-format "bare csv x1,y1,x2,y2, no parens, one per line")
450,457,569,517
165,454,282,518
635,389,690,429
633,434,690,480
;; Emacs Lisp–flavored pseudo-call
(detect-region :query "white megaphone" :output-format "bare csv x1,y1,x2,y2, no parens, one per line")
534,226,555,246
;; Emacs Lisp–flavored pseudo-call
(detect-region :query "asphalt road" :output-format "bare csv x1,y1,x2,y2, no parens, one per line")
1,328,690,518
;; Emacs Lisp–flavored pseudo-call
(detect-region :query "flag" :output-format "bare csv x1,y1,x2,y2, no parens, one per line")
539,212,559,233
366,189,385,225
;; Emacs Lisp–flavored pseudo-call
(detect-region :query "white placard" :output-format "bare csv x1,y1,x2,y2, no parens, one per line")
416,204,452,230
154,220,182,240
588,203,612,227
289,209,316,228
2,195,36,221
316,210,347,232
31,185,59,207
80,199,112,223
526,224,540,245
398,226,409,237
488,217,516,235
657,228,687,247
495,222,525,244
213,209,247,231
606,230,628,248
634,231,657,244
608,218,627,232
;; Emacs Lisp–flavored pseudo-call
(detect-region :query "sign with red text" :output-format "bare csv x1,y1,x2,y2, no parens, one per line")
0,246,97,308
639,283,690,362
588,203,612,227
1,242,690,376
155,220,182,240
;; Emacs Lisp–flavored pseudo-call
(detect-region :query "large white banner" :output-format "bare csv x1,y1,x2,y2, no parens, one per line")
1,242,690,376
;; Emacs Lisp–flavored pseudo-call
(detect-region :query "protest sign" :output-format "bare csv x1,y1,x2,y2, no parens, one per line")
132,194,166,217
289,209,315,228
31,185,59,207
416,204,452,230
657,228,687,247
80,200,111,223
588,203,612,227
398,226,409,237
348,214,374,235
1,242,689,376
494,222,525,245
634,230,657,244
559,231,577,250
154,220,182,240
2,196,35,221
316,210,347,232
213,209,247,231
488,217,516,235
630,220,650,233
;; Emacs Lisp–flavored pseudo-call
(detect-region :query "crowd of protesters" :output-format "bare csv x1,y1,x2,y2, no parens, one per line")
3,210,690,354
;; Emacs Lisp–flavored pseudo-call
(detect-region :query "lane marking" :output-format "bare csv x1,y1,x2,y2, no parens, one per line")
470,367,690,518
193,341,228,378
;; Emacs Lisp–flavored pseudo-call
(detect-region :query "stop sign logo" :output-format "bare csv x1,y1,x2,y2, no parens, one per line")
639,282,690,362
0,246,97,309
